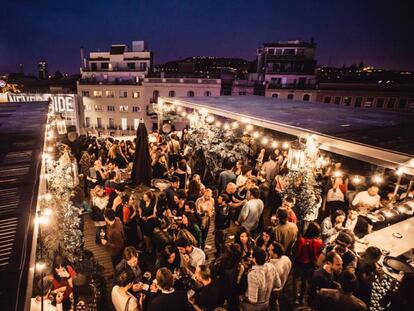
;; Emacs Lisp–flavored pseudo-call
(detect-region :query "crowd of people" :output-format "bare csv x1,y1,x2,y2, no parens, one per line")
33,130,414,311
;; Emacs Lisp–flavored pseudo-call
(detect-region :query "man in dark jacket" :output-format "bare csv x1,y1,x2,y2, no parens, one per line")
316,270,367,311
101,209,125,267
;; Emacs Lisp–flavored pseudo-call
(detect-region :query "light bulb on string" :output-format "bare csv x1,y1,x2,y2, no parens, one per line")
261,137,269,145
395,168,403,176
253,131,260,139
43,208,53,216
36,214,50,226
215,121,222,128
181,112,187,118
47,146,54,153
271,141,279,149
223,123,230,130
333,170,343,178
246,124,254,132
352,175,361,185
44,193,53,201
232,122,239,129
35,261,46,272
373,175,383,184
206,115,215,124
176,106,182,112
282,142,290,149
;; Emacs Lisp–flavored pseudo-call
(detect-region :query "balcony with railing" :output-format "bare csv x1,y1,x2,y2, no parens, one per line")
143,78,220,85
79,77,140,85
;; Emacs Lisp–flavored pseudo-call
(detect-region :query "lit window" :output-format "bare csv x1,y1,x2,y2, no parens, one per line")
132,92,140,98
134,118,140,130
84,104,92,111
93,90,102,97
121,118,128,130
120,105,129,112
106,90,114,98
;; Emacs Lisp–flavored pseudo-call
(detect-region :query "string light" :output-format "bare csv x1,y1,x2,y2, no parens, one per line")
181,112,187,117
43,208,52,216
44,193,52,201
206,115,215,124
35,261,46,271
176,106,182,112
395,168,403,176
253,131,260,139
47,146,54,153
246,124,254,132
36,214,50,225
271,141,279,148
200,108,209,115
232,122,239,129
215,121,222,128
333,170,343,178
261,137,269,145
282,142,290,149
373,175,383,184
352,175,361,185
223,123,230,130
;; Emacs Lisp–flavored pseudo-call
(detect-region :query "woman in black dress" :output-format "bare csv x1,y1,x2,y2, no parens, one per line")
139,191,157,253
173,160,188,190
152,154,170,180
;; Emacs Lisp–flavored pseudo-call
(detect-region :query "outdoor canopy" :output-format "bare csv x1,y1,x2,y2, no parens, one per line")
158,96,414,176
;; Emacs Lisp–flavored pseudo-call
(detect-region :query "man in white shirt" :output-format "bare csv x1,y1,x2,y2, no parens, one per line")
267,241,292,311
352,186,381,213
238,187,264,232
176,237,206,274
195,188,215,248
31,277,64,311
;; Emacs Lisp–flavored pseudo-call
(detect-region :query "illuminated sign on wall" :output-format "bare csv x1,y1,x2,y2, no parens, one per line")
6,93,80,133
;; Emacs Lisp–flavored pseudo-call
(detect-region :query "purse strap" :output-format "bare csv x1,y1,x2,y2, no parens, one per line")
124,296,131,311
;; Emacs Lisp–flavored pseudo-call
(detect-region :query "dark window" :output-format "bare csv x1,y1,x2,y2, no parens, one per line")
272,93,278,98
387,98,396,108
376,98,385,108
296,48,305,55
324,96,331,104
204,91,211,97
169,90,176,97
85,117,90,128
239,91,247,96
267,48,275,55
398,99,407,109
140,62,147,71
187,91,194,97
127,62,135,69
355,97,362,107
303,94,310,101
287,94,294,100
283,49,295,55
275,49,282,55
343,97,352,106
101,63,109,69
334,97,341,105
90,63,97,71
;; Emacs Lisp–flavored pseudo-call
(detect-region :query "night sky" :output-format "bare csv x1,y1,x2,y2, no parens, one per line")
1,0,413,75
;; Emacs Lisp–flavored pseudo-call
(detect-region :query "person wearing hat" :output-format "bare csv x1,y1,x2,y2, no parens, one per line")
31,277,64,311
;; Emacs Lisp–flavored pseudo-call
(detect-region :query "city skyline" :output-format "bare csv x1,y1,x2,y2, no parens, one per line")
1,0,413,75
